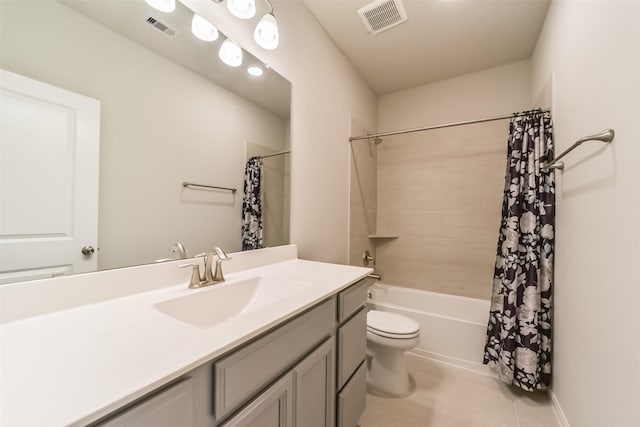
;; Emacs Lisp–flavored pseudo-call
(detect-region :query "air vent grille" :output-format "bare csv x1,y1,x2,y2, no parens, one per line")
358,0,408,34
145,16,178,38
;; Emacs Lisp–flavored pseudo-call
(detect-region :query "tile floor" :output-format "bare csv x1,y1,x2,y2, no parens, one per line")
358,354,560,427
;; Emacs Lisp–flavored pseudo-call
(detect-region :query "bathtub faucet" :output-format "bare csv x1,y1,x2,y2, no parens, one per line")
363,250,376,267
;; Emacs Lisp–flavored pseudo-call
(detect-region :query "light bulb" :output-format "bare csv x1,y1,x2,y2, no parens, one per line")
218,38,243,67
191,14,219,42
254,13,279,50
144,0,175,13
227,0,256,20
247,66,264,77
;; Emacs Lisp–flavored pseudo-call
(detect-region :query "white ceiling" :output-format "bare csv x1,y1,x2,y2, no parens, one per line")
303,0,550,95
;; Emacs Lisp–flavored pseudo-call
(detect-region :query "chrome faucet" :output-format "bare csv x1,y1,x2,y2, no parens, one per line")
178,247,232,289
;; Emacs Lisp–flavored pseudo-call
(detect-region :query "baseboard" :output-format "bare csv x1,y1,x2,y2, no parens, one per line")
550,390,571,427
407,348,497,378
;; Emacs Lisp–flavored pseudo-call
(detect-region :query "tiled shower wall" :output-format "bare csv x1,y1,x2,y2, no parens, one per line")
375,122,507,299
367,60,532,300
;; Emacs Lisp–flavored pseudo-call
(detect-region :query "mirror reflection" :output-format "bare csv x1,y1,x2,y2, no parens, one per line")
0,0,291,284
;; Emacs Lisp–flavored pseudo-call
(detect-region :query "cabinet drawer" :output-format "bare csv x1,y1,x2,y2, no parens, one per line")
214,298,336,420
98,378,193,427
337,278,371,323
337,361,366,427
337,307,366,390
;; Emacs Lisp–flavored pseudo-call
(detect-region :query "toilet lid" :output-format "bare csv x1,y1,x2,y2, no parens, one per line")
367,310,419,336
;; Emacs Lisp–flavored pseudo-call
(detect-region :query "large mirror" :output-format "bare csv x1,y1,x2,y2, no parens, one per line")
0,0,291,284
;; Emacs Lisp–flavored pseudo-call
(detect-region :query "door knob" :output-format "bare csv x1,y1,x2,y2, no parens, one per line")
81,246,95,256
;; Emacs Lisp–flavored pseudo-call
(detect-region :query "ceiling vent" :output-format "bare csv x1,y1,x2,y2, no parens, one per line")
357,0,408,34
145,16,178,38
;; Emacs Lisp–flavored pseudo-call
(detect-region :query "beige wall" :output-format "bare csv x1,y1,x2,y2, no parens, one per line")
531,2,640,426
375,60,531,299
0,1,287,269
348,119,377,268
182,0,377,264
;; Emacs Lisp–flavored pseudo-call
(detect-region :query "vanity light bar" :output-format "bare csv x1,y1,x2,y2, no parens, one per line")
144,0,176,13
143,0,278,70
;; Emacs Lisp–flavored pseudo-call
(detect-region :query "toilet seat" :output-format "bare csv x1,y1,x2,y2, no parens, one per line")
367,310,419,339
367,328,419,340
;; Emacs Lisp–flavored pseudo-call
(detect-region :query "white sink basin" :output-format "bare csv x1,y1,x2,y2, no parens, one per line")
153,276,313,328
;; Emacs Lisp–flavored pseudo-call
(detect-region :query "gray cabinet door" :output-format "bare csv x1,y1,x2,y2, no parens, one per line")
292,338,336,427
337,362,367,427
220,373,293,427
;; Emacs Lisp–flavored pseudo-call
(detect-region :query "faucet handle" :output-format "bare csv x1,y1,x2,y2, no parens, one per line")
212,259,227,282
209,247,231,283
362,250,375,267
178,263,203,288
213,247,231,261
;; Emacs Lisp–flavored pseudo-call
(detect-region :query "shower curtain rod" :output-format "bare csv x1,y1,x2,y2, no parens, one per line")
348,109,551,142
258,150,291,159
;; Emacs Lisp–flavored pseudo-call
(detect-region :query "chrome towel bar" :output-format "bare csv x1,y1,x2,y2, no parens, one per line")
258,150,290,159
182,182,237,193
545,129,615,171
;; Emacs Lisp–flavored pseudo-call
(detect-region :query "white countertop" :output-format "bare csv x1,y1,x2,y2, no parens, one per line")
0,247,371,426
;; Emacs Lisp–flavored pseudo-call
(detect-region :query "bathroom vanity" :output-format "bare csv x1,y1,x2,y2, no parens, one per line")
0,245,371,427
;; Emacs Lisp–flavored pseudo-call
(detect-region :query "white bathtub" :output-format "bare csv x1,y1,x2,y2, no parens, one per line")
368,283,493,376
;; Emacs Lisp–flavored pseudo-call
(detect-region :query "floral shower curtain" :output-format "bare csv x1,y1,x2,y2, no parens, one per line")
242,156,263,250
483,110,554,391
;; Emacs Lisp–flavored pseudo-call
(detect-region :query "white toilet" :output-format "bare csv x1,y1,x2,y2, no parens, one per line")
366,310,420,395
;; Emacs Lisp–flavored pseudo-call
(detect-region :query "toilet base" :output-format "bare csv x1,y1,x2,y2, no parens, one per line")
366,339,416,396
367,373,416,398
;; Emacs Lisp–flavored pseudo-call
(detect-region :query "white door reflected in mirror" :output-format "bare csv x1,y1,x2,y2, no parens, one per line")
0,69,100,284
